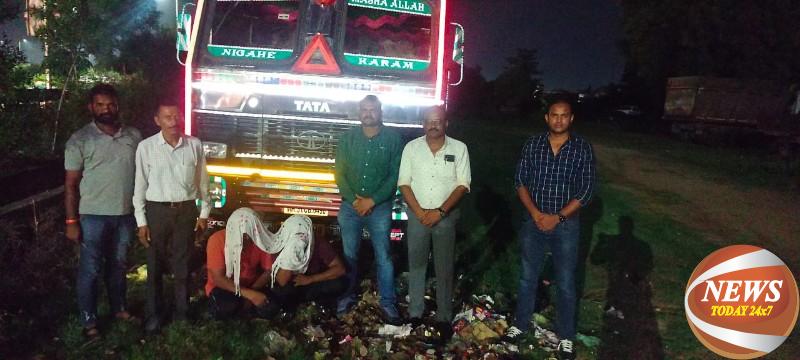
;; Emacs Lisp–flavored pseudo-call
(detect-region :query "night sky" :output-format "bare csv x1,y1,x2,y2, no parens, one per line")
451,0,625,90
2,0,625,90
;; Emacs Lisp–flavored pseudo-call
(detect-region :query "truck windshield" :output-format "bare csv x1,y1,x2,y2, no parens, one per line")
209,0,300,50
344,4,432,62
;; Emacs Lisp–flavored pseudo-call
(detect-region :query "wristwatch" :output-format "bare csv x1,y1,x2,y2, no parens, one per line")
437,208,447,218
557,212,567,223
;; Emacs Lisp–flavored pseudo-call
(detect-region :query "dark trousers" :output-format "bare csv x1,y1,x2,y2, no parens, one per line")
208,287,255,320
208,276,347,320
514,216,580,340
145,201,198,321
407,209,459,322
271,276,348,311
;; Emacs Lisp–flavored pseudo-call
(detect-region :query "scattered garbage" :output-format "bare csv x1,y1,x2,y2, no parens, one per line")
338,335,353,345
576,333,602,349
262,330,295,356
534,324,560,350
532,312,552,328
302,325,326,341
378,324,413,338
252,283,571,358
606,305,625,319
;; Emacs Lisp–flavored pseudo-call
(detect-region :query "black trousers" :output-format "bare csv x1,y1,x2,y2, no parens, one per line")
207,276,347,320
270,276,348,311
145,201,198,320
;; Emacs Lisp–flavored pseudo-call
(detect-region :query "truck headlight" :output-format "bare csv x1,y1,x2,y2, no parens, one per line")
202,142,228,159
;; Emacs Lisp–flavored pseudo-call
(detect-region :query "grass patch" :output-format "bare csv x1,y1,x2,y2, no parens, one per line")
3,116,798,359
449,118,798,359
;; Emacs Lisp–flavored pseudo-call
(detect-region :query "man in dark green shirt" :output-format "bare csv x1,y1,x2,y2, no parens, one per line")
335,95,403,325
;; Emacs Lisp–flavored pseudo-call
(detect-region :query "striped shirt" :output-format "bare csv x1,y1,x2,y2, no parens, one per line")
133,132,211,226
514,132,595,214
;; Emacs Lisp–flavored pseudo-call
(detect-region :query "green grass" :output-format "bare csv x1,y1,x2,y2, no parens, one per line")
448,118,799,359
576,122,799,190
5,116,798,359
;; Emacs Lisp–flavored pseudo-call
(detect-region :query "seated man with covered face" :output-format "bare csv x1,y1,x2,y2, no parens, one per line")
269,217,347,316
205,208,278,319
205,208,346,319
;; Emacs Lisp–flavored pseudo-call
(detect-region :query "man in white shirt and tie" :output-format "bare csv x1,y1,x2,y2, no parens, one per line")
133,100,210,333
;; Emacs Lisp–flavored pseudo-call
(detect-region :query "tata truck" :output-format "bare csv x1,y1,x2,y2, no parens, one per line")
177,0,464,239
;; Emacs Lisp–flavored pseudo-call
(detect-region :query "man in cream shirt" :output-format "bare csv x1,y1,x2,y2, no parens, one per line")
133,100,210,333
397,106,471,339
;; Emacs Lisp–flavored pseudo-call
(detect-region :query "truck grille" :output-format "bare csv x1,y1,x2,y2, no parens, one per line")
196,113,354,160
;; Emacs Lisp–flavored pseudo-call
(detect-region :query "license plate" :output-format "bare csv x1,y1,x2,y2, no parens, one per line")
282,208,329,217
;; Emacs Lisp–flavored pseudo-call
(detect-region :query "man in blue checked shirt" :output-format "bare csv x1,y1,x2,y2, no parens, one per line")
503,98,595,360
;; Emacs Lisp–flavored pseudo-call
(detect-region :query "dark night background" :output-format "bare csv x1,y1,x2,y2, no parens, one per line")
452,0,624,90
1,1,800,359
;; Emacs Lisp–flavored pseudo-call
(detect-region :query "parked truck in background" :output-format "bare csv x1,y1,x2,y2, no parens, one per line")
664,76,800,146
176,0,464,240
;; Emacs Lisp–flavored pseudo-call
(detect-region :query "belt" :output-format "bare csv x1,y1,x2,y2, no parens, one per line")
146,200,195,208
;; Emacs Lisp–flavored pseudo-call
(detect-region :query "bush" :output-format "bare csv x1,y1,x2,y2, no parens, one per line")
0,205,76,357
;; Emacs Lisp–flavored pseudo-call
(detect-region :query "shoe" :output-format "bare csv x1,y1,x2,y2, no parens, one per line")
144,317,161,335
434,322,453,344
379,305,403,326
409,317,423,328
501,326,524,343
558,339,575,360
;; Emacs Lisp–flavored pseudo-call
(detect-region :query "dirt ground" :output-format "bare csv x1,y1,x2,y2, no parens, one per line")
596,143,800,271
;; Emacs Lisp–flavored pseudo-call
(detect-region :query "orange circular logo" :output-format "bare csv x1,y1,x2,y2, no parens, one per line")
685,245,799,359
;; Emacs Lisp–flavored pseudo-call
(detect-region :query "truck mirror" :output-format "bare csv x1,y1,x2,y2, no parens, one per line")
449,22,464,86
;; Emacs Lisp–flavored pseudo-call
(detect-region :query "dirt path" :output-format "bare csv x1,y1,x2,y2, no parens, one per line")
595,144,800,269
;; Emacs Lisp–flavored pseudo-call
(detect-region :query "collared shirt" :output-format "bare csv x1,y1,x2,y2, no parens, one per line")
514,132,596,214
397,135,471,209
64,121,142,215
133,132,211,226
334,125,403,204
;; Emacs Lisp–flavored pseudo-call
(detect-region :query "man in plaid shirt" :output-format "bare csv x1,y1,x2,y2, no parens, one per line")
504,99,595,360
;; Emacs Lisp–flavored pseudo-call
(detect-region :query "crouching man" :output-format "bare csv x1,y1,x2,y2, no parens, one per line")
269,218,347,316
205,208,276,319
205,208,344,319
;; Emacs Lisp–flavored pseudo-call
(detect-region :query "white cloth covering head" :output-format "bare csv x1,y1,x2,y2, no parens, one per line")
270,215,314,287
224,208,313,294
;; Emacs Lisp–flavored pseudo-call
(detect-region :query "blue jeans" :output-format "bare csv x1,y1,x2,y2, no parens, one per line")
337,201,396,310
76,214,136,327
513,215,580,340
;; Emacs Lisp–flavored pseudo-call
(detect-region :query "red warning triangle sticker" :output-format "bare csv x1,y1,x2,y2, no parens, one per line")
292,34,341,75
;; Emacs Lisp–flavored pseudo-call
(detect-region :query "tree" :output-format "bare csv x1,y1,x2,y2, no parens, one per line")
33,0,161,77
620,0,800,113
491,48,543,117
0,35,24,96
0,1,24,95
448,65,490,118
31,0,164,151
